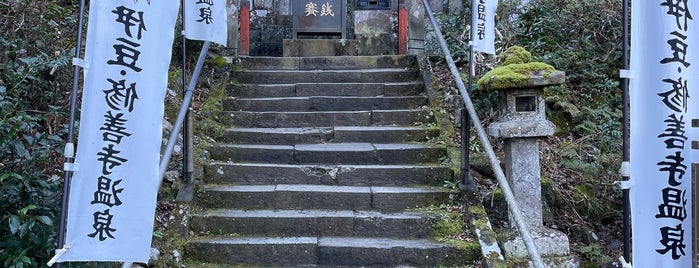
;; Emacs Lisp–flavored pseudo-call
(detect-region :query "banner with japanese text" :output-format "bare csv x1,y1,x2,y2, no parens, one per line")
184,0,228,45
471,0,497,54
630,0,697,267
57,0,179,263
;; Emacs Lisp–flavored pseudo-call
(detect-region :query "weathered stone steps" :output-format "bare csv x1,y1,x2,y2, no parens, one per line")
232,69,420,84
223,109,434,127
205,163,452,186
208,143,446,164
225,96,427,112
237,55,419,70
186,237,465,267
219,126,439,144
188,55,474,267
228,82,425,98
194,184,449,212
189,209,438,238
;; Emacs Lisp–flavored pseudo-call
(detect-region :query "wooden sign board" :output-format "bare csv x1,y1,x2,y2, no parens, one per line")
293,0,347,38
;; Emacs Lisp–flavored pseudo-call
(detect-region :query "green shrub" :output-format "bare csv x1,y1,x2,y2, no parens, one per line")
1,1,77,267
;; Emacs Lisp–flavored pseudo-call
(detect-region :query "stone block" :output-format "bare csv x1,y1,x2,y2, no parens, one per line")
487,119,556,138
186,237,318,265
519,255,580,268
251,9,270,21
277,0,291,15
283,39,358,56
261,25,288,42
253,42,283,56
353,10,392,35
371,186,450,211
253,0,273,10
277,14,292,25
356,34,394,55
408,39,425,55
502,228,571,258
353,9,394,55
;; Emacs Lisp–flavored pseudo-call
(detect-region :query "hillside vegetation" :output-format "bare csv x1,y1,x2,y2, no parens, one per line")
438,0,624,266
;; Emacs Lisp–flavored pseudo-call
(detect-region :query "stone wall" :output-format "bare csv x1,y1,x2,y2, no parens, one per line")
248,0,291,56
243,0,359,56
226,0,465,56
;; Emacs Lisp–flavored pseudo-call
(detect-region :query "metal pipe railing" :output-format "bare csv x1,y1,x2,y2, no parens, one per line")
420,1,545,267
159,41,210,188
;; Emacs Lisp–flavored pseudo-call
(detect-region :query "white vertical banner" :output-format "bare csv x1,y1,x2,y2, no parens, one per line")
184,0,228,45
630,0,697,267
57,0,179,263
471,0,498,54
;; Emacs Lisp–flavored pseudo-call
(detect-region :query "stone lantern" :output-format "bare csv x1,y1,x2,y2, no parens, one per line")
478,46,577,266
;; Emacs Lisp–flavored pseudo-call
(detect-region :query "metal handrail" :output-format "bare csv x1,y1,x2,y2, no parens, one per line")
420,1,545,267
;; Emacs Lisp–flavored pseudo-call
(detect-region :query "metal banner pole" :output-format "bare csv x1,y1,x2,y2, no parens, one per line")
694,163,698,267
55,0,87,266
620,0,631,263
181,0,191,184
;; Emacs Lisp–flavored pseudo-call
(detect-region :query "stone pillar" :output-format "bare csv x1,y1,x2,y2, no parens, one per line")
504,138,543,228
226,0,241,56
353,9,393,55
406,0,425,54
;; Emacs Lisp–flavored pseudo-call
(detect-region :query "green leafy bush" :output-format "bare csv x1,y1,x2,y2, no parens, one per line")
1,1,77,267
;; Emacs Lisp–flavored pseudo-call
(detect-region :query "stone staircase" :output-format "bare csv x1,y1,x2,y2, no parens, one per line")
186,55,471,266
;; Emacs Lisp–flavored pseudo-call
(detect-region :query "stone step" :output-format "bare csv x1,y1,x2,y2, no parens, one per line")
186,237,318,265
194,184,450,212
189,209,438,238
185,237,468,266
237,55,419,70
219,126,439,145
227,82,425,98
231,69,421,84
208,143,447,164
205,163,452,186
224,96,427,112
223,109,434,127
317,237,468,267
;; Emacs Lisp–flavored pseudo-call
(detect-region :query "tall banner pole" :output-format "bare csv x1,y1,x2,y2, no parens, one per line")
54,0,87,266
630,0,697,266
463,0,497,189
181,0,191,184
620,0,631,262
